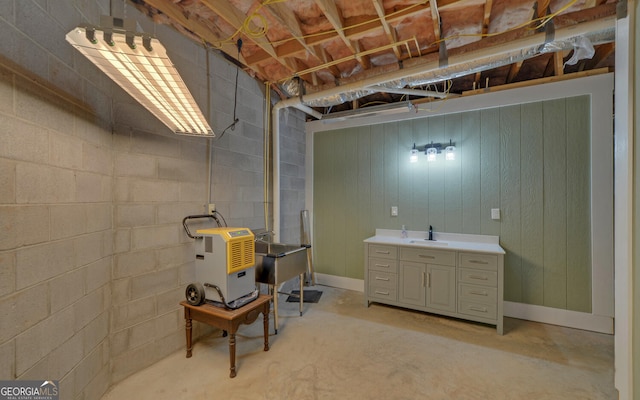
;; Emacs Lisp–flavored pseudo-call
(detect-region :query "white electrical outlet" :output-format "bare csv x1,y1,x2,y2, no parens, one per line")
391,206,398,217
207,203,216,215
491,208,500,220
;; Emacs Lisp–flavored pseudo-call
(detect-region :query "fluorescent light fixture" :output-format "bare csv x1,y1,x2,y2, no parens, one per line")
66,18,214,137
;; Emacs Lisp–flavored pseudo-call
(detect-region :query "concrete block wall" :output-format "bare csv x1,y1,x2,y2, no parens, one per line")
0,65,113,399
0,1,272,399
209,54,268,230
278,107,307,244
109,127,209,384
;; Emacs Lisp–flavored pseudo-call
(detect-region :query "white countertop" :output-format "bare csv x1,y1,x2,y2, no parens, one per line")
364,229,505,254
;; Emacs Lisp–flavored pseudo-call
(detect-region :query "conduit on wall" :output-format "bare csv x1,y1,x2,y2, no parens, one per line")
270,16,615,240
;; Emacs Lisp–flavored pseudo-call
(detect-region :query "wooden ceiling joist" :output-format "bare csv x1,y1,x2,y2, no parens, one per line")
262,1,319,61
372,0,401,59
553,51,565,76
140,0,247,66
506,61,523,83
482,0,494,35
247,1,435,66
429,0,442,42
312,0,373,71
198,0,295,74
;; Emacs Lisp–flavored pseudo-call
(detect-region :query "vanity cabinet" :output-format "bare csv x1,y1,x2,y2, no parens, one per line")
365,236,504,334
367,245,398,302
399,247,456,312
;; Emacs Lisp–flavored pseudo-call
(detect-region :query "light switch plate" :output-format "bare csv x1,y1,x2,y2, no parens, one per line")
491,208,500,220
391,206,398,217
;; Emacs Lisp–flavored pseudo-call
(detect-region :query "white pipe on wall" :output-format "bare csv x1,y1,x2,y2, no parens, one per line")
613,6,634,399
272,103,281,242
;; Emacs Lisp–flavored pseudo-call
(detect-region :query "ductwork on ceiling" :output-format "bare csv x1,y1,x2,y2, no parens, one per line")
277,18,615,110
270,16,616,242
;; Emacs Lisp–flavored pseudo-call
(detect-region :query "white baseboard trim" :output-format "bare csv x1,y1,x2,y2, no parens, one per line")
313,274,614,334
314,273,364,292
504,301,614,334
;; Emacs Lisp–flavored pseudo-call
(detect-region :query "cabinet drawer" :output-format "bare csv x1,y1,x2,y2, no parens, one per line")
369,286,397,301
458,268,497,287
368,271,397,289
459,300,497,319
459,252,498,271
458,283,497,304
368,245,398,260
368,258,398,273
400,247,455,266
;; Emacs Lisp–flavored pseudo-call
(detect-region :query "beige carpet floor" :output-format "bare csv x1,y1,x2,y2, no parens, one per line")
102,285,616,399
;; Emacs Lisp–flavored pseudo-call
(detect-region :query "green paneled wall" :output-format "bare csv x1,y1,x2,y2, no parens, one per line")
313,96,592,312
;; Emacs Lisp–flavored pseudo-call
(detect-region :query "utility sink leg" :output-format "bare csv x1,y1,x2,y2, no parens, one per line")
299,273,304,317
271,284,279,334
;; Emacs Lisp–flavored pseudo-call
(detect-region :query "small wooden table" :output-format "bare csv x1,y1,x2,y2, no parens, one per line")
180,294,272,378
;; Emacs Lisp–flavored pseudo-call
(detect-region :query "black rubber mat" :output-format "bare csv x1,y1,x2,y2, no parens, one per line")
286,290,322,303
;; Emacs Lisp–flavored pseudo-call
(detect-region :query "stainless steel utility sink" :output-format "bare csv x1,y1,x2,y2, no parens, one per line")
254,243,309,285
254,242,310,334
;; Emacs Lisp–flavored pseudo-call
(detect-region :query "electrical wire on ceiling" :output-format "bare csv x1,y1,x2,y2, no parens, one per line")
210,0,287,49
217,38,242,140
413,80,453,113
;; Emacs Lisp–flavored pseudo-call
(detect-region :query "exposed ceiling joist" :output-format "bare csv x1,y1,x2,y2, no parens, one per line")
262,1,318,61
507,61,523,83
131,0,617,116
313,0,365,68
139,0,243,63
372,0,401,59
198,0,295,74
482,0,493,34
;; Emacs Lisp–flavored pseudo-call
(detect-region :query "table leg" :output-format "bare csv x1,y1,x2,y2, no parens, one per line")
263,303,270,351
299,273,304,316
229,333,236,378
185,314,193,358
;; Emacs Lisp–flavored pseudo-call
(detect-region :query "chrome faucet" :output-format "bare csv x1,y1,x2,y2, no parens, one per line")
428,225,434,241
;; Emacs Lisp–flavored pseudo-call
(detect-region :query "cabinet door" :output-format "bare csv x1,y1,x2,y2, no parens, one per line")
426,264,456,312
399,261,426,306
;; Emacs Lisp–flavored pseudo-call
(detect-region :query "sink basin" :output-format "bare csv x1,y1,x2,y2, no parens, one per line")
408,239,449,246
